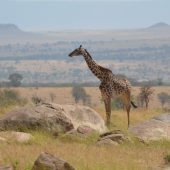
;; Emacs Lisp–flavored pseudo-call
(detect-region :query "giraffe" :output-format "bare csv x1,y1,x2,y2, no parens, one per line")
68,45,137,127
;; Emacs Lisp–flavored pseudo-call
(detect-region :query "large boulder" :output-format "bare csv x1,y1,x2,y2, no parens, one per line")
32,152,75,170
0,103,107,134
129,113,170,141
62,104,107,133
0,103,74,133
97,130,131,146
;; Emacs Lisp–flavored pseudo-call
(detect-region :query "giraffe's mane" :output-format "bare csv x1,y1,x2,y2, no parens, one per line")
84,49,113,74
84,49,92,59
98,65,113,74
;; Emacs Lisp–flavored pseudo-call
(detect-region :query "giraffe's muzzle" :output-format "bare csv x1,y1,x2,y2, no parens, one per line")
68,52,73,57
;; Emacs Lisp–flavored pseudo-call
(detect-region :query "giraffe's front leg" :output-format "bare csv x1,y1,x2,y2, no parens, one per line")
103,97,111,126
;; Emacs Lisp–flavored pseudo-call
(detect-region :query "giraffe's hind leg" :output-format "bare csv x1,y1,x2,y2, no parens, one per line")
121,92,131,128
126,103,131,127
103,97,111,126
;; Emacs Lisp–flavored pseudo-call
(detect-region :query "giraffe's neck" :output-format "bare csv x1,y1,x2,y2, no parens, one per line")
82,50,103,81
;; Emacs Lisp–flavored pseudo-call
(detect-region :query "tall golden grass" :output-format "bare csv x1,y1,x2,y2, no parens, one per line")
0,86,170,170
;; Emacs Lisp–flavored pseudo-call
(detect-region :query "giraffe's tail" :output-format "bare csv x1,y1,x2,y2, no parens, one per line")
131,101,138,108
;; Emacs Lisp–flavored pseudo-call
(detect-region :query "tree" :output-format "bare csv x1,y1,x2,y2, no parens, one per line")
8,73,23,87
111,97,123,110
157,78,163,86
138,85,154,109
72,86,90,105
158,92,170,109
31,94,43,105
49,93,56,102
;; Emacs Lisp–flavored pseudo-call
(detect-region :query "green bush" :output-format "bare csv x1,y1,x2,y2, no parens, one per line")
31,94,43,105
0,88,27,107
164,154,170,164
111,98,123,110
100,97,123,110
72,86,91,106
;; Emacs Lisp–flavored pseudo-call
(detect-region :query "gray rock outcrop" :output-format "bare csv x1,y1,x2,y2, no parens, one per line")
62,104,107,133
129,113,170,141
97,130,130,146
0,103,107,134
32,152,75,170
0,103,74,133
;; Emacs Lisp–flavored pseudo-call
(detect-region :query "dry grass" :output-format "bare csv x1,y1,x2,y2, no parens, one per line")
0,86,170,170
0,130,169,170
3,86,170,108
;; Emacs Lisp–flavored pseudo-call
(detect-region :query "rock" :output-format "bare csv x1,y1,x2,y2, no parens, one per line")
0,166,13,170
66,125,96,139
98,130,127,144
77,125,96,135
66,125,96,138
100,130,123,138
96,139,118,146
0,103,107,134
96,130,129,146
100,133,125,144
11,131,33,143
62,104,107,133
129,113,170,141
0,131,33,143
32,152,75,170
0,103,74,134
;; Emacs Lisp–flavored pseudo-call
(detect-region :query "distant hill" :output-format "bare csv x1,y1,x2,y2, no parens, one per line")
0,22,170,44
148,22,170,29
0,24,24,35
0,22,169,83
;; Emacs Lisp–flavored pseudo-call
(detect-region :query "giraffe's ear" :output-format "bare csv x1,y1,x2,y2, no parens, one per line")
79,45,82,49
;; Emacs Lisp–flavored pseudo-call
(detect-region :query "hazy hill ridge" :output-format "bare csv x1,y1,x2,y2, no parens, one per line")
148,22,170,29
0,22,169,84
0,24,24,35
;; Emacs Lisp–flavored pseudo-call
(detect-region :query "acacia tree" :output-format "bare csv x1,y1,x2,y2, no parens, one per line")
138,85,154,109
72,86,91,105
158,92,170,109
8,73,23,87
49,93,56,102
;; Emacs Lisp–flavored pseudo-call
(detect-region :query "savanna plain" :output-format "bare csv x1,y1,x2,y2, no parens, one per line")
0,86,170,170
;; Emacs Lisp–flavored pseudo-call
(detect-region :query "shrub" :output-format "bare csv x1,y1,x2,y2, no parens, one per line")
164,154,170,164
158,92,170,109
137,85,154,109
111,97,123,110
0,88,27,108
72,86,91,106
31,94,43,105
8,73,23,87
49,93,56,102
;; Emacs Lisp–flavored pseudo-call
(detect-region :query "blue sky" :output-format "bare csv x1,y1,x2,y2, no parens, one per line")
0,0,170,30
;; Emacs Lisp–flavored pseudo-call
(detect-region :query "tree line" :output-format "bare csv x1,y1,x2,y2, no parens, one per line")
71,85,170,110
0,73,169,110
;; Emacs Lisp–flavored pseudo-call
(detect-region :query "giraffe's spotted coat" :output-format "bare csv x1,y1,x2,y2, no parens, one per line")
69,45,136,127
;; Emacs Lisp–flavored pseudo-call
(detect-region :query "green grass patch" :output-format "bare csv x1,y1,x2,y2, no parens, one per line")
58,132,100,145
164,154,170,164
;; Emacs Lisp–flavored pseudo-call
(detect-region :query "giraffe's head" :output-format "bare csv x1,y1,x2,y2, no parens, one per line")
69,45,85,57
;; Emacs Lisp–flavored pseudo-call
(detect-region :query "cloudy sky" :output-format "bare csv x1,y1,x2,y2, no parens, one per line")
0,0,170,30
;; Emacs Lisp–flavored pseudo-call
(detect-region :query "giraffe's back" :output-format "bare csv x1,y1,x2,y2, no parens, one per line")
111,77,131,95
99,75,131,98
